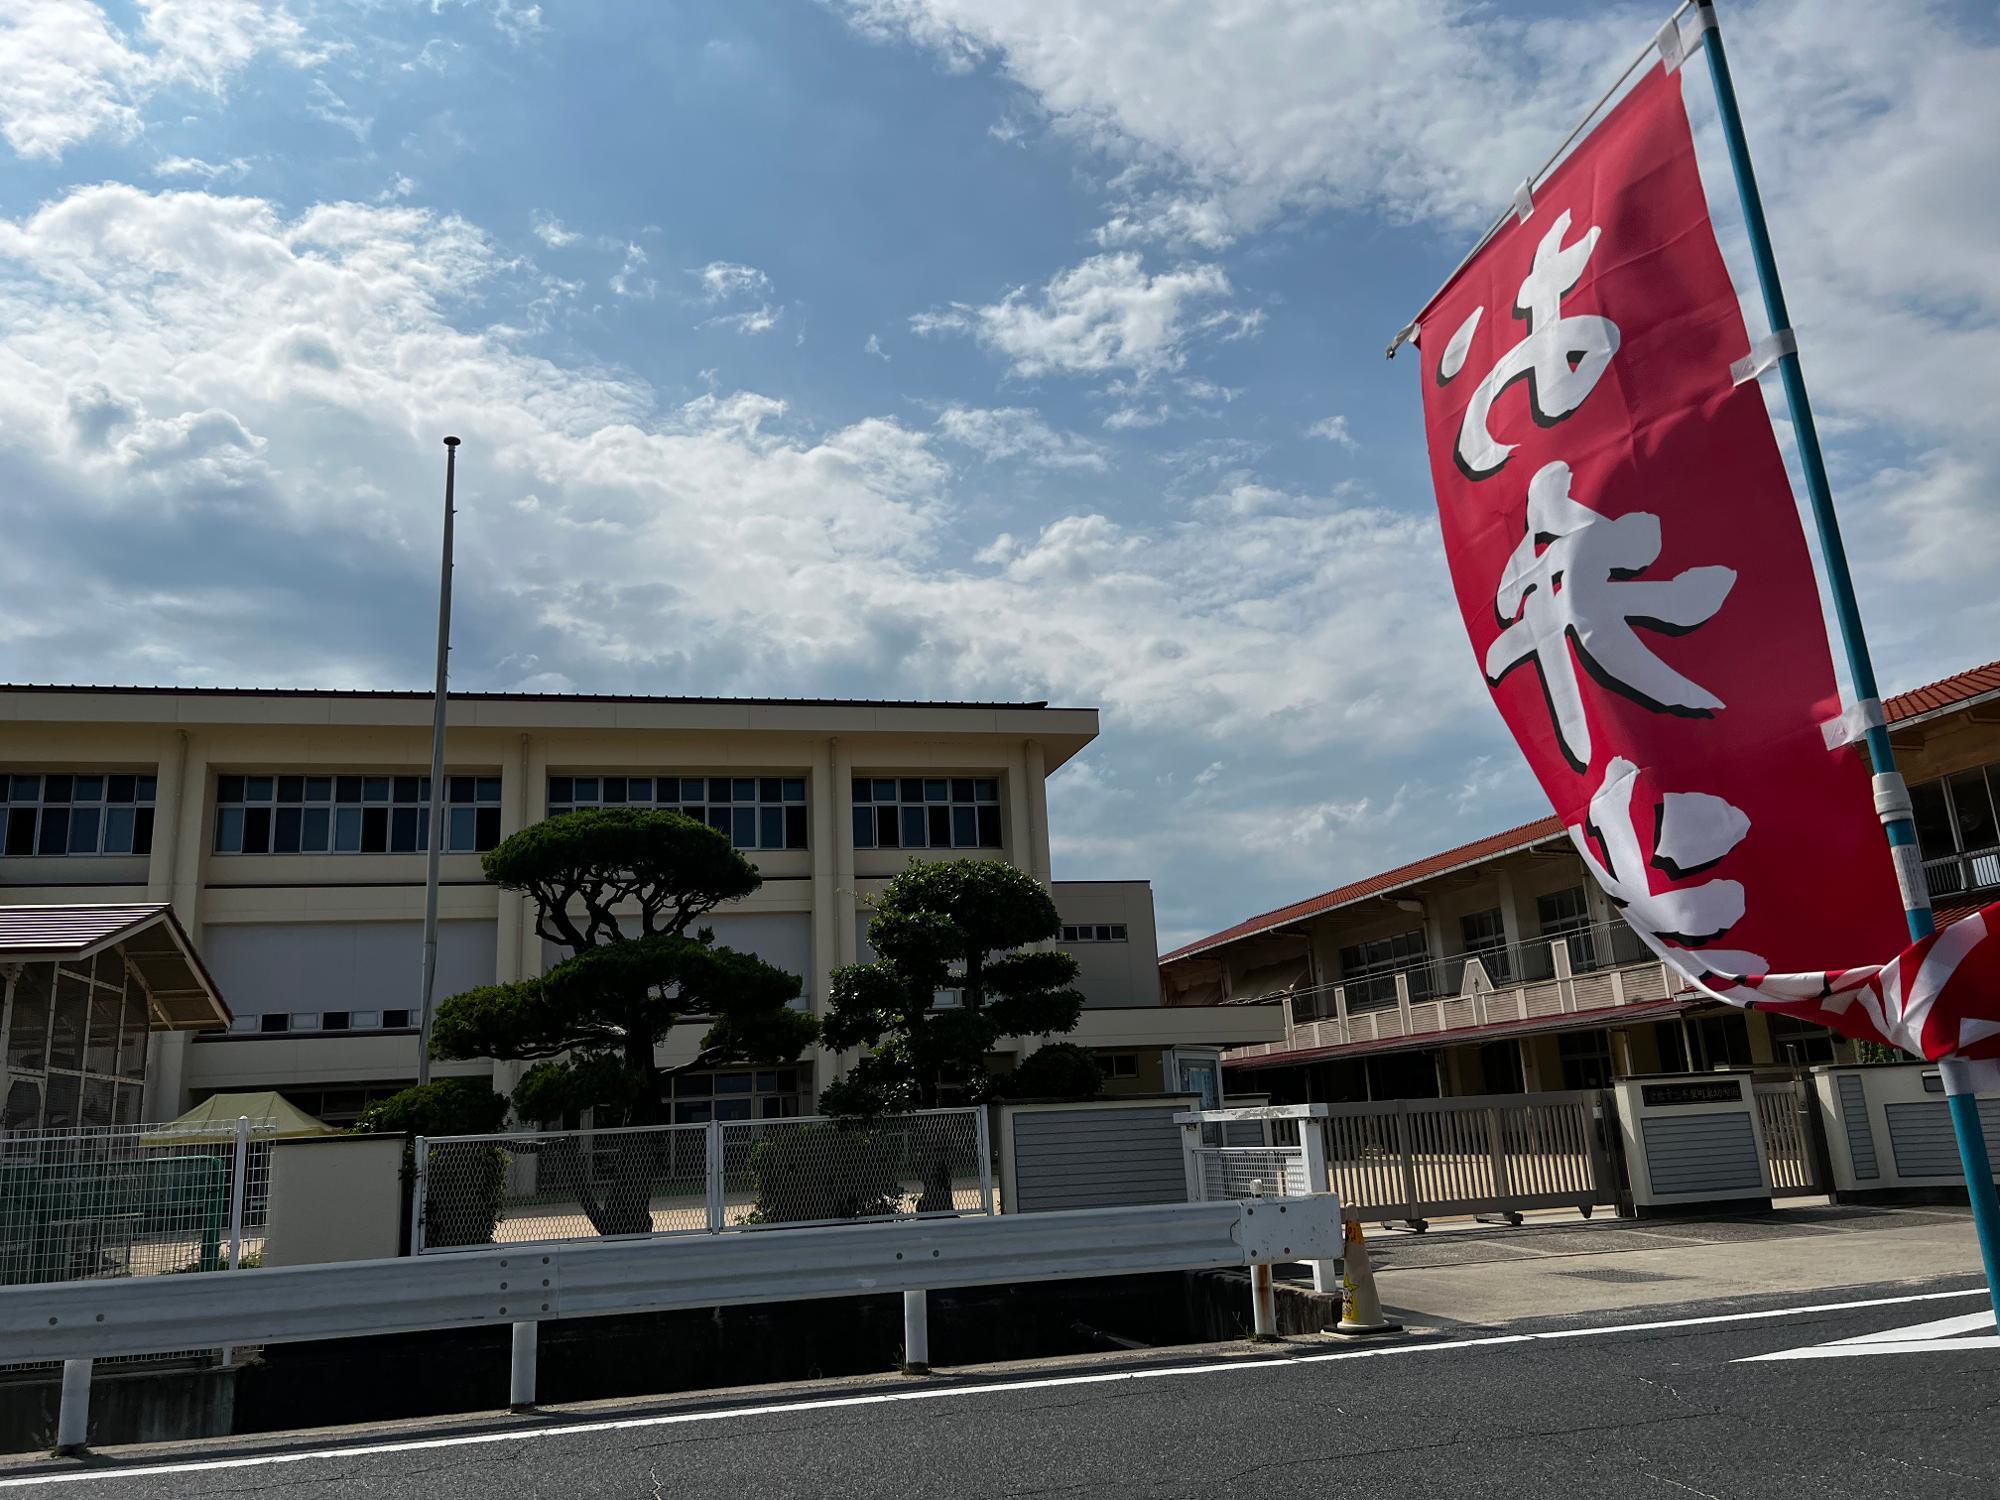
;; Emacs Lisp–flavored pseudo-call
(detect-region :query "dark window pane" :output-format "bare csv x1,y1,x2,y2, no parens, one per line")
277,776,305,803
928,806,952,846
903,806,930,847
976,805,1002,847
924,779,947,803
951,778,974,803
548,777,573,803
305,777,333,801
336,775,362,802
709,778,732,802
103,806,134,854
569,777,597,801
974,778,999,801
952,807,977,847
732,807,757,847
477,777,502,801
44,775,72,803
784,779,806,802
760,778,782,803
9,774,39,800
321,1012,350,1032
73,776,103,802
242,807,271,852
900,778,923,803
260,1014,289,1033
67,807,100,853
449,776,475,802
363,777,390,802
301,806,330,852
393,776,420,803
135,775,156,801
476,807,501,849
602,778,628,804
873,779,896,802
108,775,136,804
217,775,244,803
785,805,809,849
361,806,389,852
132,807,154,856
273,806,302,854
708,807,731,834
626,778,653,802
214,806,242,853
245,777,273,802
760,808,784,848
334,806,362,852
391,807,419,852
383,1009,412,1029
5,807,34,855
853,807,875,849
732,779,756,802
877,806,900,848
1949,770,1997,851
38,807,69,853
852,777,870,803
449,806,477,852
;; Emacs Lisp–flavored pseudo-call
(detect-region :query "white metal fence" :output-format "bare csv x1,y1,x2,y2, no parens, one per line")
1188,1146,1310,1202
0,1118,272,1374
1184,1092,1619,1226
415,1108,992,1254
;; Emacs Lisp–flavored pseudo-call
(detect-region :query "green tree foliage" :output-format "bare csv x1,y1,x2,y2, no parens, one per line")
427,808,818,1234
820,859,1083,1118
352,1079,512,1249
997,1042,1104,1101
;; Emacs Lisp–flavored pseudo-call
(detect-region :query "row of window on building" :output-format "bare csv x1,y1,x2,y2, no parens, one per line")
1,769,1013,859
1060,924,1129,943
232,1008,416,1035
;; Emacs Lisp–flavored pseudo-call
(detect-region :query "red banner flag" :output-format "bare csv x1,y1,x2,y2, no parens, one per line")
1408,64,1975,1053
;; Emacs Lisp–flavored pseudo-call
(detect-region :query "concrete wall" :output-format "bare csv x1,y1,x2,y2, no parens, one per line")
1052,880,1159,1009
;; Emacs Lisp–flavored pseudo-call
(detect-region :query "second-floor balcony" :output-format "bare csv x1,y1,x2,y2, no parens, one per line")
1228,917,1683,1062
1924,843,2000,902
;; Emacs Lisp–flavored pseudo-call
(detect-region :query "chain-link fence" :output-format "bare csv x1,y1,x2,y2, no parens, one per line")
415,1108,992,1253
1189,1146,1310,1201
0,1119,273,1375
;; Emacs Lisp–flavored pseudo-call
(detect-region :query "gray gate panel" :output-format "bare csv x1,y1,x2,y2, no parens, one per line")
1836,1074,1878,1180
1010,1107,1187,1213
1640,1113,1763,1196
1886,1099,2000,1180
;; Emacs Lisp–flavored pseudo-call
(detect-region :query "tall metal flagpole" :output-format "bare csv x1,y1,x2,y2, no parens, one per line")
1694,0,2000,1314
416,436,460,1089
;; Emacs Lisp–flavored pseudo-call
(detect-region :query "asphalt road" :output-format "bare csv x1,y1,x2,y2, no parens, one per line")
4,1278,1994,1499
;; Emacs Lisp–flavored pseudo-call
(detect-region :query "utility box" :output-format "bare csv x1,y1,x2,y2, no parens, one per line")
263,1133,406,1266
1612,1072,1772,1215
1813,1062,2000,1198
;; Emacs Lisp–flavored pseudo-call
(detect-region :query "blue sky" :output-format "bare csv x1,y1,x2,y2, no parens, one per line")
1,0,1996,949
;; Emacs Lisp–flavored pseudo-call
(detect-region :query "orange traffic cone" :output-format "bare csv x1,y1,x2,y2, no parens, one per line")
1337,1218,1402,1336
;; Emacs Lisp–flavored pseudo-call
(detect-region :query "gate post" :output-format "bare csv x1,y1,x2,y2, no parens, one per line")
1796,1072,1837,1201
705,1119,725,1231
1298,1120,1338,1293
411,1134,429,1255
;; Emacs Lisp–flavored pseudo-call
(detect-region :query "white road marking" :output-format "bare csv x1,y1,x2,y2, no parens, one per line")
0,1286,1983,1489
1738,1306,1999,1361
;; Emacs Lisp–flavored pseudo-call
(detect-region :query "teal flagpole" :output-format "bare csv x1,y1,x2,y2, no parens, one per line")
1695,0,2000,1315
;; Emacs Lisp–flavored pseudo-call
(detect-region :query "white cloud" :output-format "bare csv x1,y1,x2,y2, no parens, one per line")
152,154,249,184
703,304,781,335
912,252,1235,381
1306,414,1355,449
305,78,369,142
530,211,578,248
0,0,320,162
933,405,1108,470
864,332,890,361
1094,194,1234,252
695,260,772,302
610,242,655,299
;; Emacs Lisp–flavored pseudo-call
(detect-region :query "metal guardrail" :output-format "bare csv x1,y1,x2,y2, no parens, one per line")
414,1108,991,1254
6,1195,1343,1448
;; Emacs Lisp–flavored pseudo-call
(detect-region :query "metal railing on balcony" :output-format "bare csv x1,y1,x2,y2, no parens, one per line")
1923,845,2000,901
1237,916,1687,1062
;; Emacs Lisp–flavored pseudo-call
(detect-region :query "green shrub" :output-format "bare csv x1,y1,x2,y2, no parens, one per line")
745,1123,905,1225
998,1043,1104,1100
354,1079,512,1249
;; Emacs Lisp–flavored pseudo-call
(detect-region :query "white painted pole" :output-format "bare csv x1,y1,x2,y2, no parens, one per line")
1250,1263,1277,1340
975,1106,996,1214
55,1358,91,1454
902,1288,930,1373
1298,1121,1338,1295
509,1321,538,1411
220,1113,251,1367
416,435,459,1089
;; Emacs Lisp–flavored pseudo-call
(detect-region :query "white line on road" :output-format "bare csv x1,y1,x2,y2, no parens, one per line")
1737,1307,1999,1361
2,1286,1983,1489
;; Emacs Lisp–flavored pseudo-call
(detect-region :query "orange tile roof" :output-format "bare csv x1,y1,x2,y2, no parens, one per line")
1163,656,2000,967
